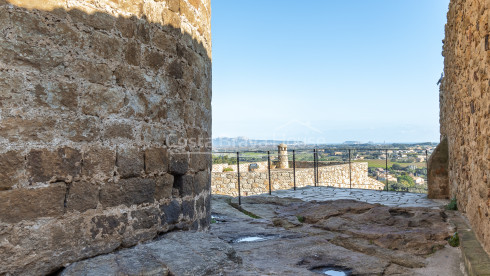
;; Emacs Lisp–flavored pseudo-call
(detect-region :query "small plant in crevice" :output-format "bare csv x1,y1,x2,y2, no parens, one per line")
211,218,217,224
446,197,458,210
448,232,460,247
296,215,305,223
223,167,234,172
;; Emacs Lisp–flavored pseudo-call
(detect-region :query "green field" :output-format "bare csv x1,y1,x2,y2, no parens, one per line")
354,160,426,169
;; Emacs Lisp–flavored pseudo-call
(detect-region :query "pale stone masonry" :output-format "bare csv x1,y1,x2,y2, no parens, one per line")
435,0,490,253
212,162,385,196
0,0,212,275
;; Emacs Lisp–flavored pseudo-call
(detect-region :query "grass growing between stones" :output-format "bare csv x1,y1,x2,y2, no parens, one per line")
448,232,459,247
445,198,458,210
296,215,305,223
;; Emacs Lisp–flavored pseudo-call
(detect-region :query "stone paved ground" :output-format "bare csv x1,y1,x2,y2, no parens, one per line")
272,186,449,208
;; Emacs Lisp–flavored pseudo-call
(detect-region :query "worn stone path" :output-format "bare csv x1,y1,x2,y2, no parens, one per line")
271,186,448,208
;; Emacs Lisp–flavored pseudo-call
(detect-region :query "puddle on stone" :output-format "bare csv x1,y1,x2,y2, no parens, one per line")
232,235,274,243
310,266,351,276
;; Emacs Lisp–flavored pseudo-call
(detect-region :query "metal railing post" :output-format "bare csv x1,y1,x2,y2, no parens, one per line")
385,149,389,191
293,150,296,191
267,151,272,195
313,149,317,187
349,149,352,189
237,152,241,205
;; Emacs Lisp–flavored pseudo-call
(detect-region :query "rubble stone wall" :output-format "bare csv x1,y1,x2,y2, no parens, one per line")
0,0,212,274
440,0,490,253
212,162,385,196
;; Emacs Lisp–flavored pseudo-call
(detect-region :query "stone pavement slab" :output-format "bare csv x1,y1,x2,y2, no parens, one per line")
270,186,448,208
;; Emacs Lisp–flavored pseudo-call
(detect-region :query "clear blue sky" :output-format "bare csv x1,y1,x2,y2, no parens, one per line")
211,0,449,144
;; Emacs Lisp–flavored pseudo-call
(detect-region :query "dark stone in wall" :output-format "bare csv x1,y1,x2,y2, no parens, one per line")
117,148,144,179
100,178,155,208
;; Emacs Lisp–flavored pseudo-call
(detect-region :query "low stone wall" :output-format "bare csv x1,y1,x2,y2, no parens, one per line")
212,162,385,196
212,161,268,172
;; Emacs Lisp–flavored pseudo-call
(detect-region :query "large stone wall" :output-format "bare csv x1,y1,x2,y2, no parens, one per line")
0,0,211,274
212,162,385,196
439,0,490,253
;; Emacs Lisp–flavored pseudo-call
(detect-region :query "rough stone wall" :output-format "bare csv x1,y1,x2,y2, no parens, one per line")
0,0,211,274
212,163,385,196
440,0,490,253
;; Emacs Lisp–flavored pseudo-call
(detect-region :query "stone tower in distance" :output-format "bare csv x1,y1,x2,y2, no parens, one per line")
277,143,289,169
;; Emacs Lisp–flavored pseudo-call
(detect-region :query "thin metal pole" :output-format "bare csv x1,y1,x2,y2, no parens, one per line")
349,149,352,189
313,149,317,186
237,152,241,205
385,149,389,191
316,150,320,186
268,151,272,195
293,150,296,191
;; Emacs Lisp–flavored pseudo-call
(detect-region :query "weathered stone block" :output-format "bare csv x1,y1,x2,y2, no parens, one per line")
0,183,66,223
428,138,449,199
167,59,184,79
61,116,100,142
131,207,159,230
0,116,56,143
144,49,166,70
194,170,209,195
0,151,25,190
33,81,78,111
100,178,155,207
117,148,144,178
90,213,128,239
69,9,115,31
91,31,122,60
125,39,142,66
82,147,115,181
155,173,174,201
145,147,169,174
103,123,134,140
182,199,195,219
66,181,99,213
81,84,125,118
27,147,82,183
160,200,181,224
169,152,189,175
190,152,210,172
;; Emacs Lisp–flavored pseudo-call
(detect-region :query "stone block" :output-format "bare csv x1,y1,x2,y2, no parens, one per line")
33,81,78,111
66,181,99,213
428,138,449,199
144,48,166,71
68,9,115,31
160,200,181,224
81,84,125,118
190,152,211,172
131,207,159,230
194,170,209,195
155,173,174,201
0,116,55,143
167,59,184,79
82,147,115,181
0,150,25,190
182,199,195,219
145,147,169,173
125,39,142,66
117,147,144,178
103,123,134,140
100,178,155,208
0,183,66,223
169,153,189,175
90,213,128,239
27,147,82,183
71,61,112,85
152,31,177,56
61,116,100,142
91,31,122,60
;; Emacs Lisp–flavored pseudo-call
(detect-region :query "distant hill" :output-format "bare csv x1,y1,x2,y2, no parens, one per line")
213,137,304,148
